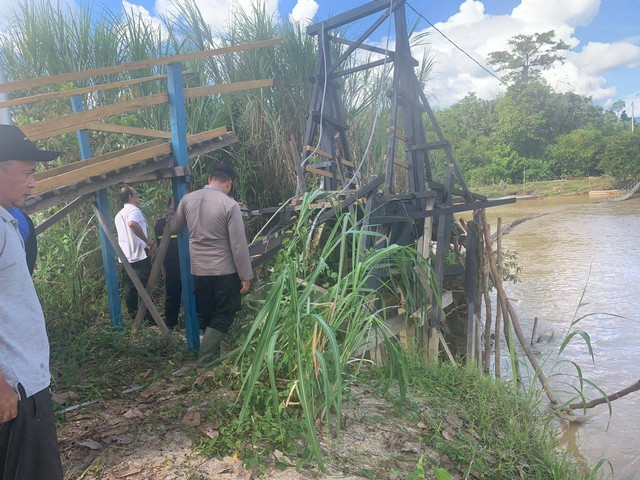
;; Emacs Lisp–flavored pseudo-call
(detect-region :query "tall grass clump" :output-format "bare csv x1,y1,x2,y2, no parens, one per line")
234,190,437,468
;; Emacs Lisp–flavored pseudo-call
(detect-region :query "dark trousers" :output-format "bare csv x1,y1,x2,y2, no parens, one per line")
0,386,63,480
194,273,242,333
123,257,151,316
164,260,182,329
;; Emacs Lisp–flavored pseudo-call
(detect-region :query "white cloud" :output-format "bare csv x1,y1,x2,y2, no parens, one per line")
123,1,165,32
289,0,319,27
413,0,640,108
154,0,278,32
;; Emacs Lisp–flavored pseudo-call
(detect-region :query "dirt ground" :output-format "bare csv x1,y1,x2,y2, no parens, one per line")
56,365,450,480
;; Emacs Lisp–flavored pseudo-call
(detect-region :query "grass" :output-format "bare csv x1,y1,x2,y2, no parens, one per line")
401,361,590,480
473,175,619,198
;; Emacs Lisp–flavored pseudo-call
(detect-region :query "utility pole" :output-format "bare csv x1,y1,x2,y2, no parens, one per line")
632,101,635,133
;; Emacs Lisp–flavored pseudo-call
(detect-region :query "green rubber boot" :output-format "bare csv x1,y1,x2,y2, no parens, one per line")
198,327,225,367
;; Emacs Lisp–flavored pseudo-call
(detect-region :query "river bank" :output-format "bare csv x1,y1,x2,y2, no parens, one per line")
472,175,619,198
51,324,592,479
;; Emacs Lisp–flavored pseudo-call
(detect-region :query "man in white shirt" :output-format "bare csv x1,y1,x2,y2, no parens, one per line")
114,186,155,318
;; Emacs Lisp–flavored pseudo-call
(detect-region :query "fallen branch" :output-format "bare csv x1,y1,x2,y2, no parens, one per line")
569,380,640,410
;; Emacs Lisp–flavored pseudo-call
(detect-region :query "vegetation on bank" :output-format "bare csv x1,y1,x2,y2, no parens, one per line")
472,175,620,199
45,193,599,479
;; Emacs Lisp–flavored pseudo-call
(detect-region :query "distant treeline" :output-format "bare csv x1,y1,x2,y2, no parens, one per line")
433,84,640,185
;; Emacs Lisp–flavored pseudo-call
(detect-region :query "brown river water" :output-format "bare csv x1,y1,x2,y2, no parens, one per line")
479,194,640,479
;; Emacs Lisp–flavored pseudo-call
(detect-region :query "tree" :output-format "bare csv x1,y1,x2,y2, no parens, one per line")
548,128,605,177
599,131,640,179
611,99,626,117
487,31,570,88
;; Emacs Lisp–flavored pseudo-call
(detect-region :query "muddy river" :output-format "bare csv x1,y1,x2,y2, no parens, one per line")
480,194,640,479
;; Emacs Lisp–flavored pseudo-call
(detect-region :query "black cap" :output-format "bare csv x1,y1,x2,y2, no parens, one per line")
0,124,61,163
211,162,237,181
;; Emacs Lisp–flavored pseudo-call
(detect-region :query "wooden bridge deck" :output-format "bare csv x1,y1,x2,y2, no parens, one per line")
25,127,237,214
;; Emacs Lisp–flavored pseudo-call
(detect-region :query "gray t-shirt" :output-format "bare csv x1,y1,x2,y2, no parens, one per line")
0,206,50,398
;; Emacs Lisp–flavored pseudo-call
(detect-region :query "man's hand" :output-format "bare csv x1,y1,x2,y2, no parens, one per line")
0,375,18,425
240,280,250,295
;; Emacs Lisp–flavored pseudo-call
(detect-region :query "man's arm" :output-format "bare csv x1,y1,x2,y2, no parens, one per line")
127,220,155,248
227,204,253,294
0,371,18,425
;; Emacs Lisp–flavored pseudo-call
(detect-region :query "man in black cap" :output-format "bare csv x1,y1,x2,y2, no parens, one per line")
0,124,64,479
169,163,253,366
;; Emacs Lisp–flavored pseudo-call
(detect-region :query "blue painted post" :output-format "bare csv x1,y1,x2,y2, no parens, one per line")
167,61,199,351
71,95,123,330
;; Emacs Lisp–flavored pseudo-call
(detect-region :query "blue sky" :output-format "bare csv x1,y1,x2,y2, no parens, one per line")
2,0,639,114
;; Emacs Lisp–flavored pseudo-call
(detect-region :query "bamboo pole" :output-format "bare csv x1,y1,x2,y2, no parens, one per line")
479,211,560,406
494,217,503,379
480,214,492,374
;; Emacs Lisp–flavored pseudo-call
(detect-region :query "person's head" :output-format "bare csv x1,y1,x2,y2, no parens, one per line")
119,186,140,206
0,125,61,209
208,163,237,195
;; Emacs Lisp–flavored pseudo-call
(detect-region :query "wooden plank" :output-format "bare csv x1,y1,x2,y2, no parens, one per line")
305,165,334,178
35,139,165,181
0,39,282,94
305,145,332,159
185,78,274,98
124,166,191,183
33,143,172,195
34,194,91,235
184,126,228,143
0,73,174,109
22,93,169,141
85,122,172,139
20,78,264,141
25,157,173,214
132,220,173,331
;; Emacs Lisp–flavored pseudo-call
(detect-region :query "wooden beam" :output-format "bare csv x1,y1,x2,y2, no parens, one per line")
132,221,173,332
185,78,274,98
25,157,173,214
23,93,169,141
0,39,282,94
85,122,172,139
33,128,228,195
305,145,332,159
20,78,268,141
33,142,172,195
0,73,175,109
305,165,334,178
35,139,165,181
34,194,92,236
91,204,175,343
124,165,191,183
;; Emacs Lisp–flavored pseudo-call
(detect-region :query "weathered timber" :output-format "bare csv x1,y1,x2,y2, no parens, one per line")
85,122,172,139
34,195,92,236
0,39,281,93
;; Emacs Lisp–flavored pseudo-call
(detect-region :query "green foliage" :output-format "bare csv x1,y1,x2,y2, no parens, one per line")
235,190,437,469
406,363,589,479
598,131,640,180
548,128,606,177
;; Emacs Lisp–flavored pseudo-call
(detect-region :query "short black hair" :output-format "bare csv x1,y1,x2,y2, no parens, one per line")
210,163,237,182
120,186,136,204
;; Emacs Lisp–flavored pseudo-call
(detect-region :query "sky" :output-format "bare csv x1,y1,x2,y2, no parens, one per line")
1,0,639,115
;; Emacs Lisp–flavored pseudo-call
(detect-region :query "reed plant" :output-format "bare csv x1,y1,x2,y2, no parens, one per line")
233,190,437,468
